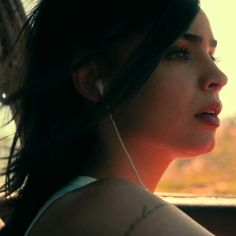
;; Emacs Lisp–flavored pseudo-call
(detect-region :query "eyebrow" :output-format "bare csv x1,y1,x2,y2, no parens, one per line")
181,33,217,48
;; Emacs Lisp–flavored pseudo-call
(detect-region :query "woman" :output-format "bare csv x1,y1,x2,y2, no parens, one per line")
0,0,227,235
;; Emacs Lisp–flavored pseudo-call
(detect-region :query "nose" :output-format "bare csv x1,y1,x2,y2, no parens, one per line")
201,61,228,93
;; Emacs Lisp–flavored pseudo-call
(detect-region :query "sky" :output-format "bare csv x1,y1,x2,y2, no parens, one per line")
1,0,236,136
201,0,236,119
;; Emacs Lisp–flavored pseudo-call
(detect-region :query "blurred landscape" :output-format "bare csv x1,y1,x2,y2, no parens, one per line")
157,116,236,196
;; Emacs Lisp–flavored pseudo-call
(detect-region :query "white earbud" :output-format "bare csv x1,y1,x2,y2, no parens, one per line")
95,80,104,96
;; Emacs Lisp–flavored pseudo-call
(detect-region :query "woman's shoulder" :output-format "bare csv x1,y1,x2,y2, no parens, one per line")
29,178,213,236
28,178,152,235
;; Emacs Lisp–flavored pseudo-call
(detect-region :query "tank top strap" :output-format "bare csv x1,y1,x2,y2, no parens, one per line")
24,176,97,236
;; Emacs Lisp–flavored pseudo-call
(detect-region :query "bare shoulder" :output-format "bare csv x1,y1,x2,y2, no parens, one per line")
29,178,214,236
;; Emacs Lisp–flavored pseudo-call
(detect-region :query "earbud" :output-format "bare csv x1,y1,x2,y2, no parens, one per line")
95,80,104,96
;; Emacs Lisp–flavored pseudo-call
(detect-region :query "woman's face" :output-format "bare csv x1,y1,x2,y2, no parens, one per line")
118,10,227,158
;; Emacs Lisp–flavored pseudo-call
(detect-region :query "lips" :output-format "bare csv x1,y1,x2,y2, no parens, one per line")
195,103,222,127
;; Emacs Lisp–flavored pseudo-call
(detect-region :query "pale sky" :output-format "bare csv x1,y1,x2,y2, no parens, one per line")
201,0,236,119
0,0,236,137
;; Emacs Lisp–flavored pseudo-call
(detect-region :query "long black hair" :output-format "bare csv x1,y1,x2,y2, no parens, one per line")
0,0,199,235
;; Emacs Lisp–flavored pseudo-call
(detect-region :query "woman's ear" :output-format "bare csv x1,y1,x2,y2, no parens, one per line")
72,63,102,102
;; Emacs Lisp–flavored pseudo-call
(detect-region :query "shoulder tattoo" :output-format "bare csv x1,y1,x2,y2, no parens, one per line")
124,203,168,236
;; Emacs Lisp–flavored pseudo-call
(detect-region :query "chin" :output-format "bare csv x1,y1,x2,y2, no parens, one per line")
179,139,216,158
198,135,216,153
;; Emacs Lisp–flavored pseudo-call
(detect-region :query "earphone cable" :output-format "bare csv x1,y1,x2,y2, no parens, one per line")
109,113,148,191
96,80,148,191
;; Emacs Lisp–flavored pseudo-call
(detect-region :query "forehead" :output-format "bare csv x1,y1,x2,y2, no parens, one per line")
186,9,214,39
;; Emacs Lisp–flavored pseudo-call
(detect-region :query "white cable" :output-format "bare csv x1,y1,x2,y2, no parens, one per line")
108,113,148,191
96,80,148,190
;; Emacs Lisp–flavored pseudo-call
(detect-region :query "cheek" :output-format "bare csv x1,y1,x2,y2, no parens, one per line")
120,73,189,139
141,70,193,124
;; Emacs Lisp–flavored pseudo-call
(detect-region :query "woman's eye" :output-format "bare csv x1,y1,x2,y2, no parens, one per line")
165,48,190,61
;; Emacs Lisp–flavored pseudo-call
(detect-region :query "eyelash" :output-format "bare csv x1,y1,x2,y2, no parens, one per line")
165,47,219,63
165,47,190,61
210,55,220,63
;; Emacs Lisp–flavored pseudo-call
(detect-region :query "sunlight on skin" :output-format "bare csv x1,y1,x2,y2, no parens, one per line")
201,0,236,119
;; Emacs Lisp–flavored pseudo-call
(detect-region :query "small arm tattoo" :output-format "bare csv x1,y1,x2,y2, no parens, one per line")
124,203,167,236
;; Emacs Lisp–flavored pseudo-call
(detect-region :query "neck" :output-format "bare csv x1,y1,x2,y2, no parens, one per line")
87,122,175,192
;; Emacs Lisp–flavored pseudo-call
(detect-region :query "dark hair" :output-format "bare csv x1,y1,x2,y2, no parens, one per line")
0,0,199,235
